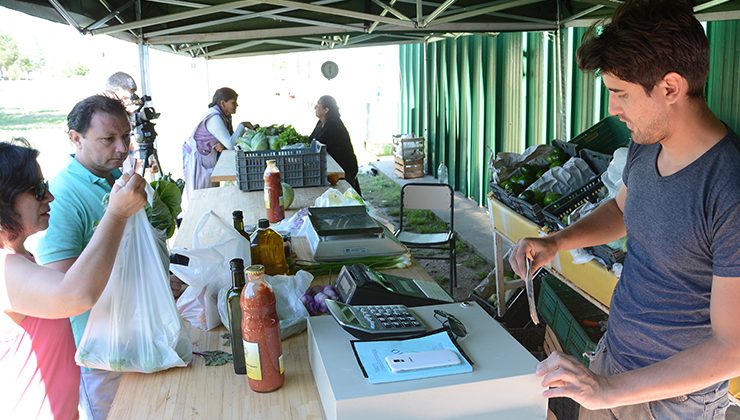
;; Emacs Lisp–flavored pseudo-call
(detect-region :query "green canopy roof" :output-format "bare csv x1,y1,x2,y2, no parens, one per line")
4,0,739,59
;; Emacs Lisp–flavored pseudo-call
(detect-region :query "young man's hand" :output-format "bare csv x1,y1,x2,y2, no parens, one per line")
536,351,613,410
509,236,559,278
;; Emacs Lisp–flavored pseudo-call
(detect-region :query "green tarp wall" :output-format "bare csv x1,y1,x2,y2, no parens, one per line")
399,20,740,205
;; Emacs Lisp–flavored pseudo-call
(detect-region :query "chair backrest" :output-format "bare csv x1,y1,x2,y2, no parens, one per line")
399,182,454,231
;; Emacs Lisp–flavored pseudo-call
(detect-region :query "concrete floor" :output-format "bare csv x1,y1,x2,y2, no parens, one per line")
369,156,740,418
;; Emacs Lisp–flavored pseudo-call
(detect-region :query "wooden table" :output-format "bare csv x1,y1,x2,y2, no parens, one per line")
173,181,350,250
211,150,346,184
108,264,433,419
112,181,439,418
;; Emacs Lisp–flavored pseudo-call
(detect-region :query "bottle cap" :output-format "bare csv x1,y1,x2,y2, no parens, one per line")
258,218,269,229
245,264,265,276
232,210,243,219
229,258,244,272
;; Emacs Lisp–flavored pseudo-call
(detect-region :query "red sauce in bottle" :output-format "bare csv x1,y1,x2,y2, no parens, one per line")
263,160,285,223
240,264,284,392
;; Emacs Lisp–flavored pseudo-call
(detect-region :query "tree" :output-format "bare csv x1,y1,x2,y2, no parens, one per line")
0,34,20,78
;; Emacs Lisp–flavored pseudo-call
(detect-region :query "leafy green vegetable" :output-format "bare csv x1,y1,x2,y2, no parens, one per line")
146,174,184,238
277,125,309,148
250,132,269,151
193,350,233,366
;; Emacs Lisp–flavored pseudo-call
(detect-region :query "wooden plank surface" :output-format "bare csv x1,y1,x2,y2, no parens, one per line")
108,263,433,419
211,150,345,183
112,180,440,418
173,181,350,250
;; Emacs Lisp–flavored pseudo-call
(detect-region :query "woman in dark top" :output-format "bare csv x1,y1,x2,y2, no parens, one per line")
309,95,361,195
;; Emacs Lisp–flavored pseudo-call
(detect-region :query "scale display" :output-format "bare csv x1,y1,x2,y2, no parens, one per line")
308,206,384,237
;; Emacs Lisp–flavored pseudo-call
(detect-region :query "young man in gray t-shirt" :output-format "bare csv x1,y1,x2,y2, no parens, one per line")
509,0,740,418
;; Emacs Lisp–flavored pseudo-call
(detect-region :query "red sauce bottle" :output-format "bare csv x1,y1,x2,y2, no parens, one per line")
240,264,284,392
263,160,285,223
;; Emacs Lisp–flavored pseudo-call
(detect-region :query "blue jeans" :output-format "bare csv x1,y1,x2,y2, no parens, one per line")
578,338,730,420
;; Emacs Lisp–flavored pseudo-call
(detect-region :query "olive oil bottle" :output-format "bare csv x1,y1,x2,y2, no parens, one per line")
232,210,250,241
228,258,247,375
250,219,289,276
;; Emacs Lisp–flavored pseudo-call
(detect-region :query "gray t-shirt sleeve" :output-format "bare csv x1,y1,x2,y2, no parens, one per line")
621,141,638,188
711,182,740,277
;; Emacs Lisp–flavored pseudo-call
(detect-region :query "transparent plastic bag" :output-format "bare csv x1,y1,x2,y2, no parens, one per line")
170,211,250,330
314,187,364,207
75,209,192,373
218,270,313,340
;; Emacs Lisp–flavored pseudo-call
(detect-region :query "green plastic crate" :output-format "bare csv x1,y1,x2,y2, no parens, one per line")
538,274,608,365
568,116,631,155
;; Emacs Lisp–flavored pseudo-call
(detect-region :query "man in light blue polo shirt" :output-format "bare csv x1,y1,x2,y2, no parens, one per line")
37,95,131,420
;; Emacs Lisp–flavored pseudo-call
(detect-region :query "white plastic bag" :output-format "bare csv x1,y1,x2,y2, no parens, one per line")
75,209,193,373
170,211,250,330
314,187,365,207
601,147,629,198
217,270,313,340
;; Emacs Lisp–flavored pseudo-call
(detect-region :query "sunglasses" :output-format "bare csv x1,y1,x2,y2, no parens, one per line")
434,310,467,340
28,179,49,201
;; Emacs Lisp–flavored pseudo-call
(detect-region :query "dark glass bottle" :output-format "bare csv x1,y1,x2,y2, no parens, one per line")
228,258,247,375
250,218,289,275
232,210,250,241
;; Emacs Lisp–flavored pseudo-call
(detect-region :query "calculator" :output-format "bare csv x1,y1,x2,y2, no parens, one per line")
325,299,427,340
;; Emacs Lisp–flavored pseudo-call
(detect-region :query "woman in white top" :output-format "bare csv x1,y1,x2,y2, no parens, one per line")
182,87,253,206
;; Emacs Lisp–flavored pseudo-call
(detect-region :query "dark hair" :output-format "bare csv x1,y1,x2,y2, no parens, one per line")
577,0,709,98
209,87,238,108
67,95,129,135
0,141,40,242
105,72,137,92
318,95,341,119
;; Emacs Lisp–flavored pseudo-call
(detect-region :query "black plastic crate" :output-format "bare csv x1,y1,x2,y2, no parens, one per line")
579,149,612,175
235,140,327,191
490,182,525,216
587,244,626,268
542,178,605,231
568,116,631,155
489,140,576,225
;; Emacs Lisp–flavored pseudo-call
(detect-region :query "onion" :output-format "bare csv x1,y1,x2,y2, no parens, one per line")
310,285,324,295
323,285,338,299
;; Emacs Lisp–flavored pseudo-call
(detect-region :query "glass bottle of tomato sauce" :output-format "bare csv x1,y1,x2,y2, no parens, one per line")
241,264,284,392
263,160,285,223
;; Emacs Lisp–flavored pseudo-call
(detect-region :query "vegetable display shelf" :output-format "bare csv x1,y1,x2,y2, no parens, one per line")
487,195,740,399
487,194,617,310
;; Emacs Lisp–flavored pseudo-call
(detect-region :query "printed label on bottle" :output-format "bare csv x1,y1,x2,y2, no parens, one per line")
279,354,284,374
264,190,271,209
243,340,262,380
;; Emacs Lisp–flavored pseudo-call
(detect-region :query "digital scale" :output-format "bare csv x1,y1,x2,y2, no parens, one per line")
335,264,453,307
305,206,407,262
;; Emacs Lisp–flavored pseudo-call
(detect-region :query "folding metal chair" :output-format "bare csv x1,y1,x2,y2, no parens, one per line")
394,182,456,296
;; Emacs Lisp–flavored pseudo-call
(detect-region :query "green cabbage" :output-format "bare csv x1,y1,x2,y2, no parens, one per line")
250,132,269,151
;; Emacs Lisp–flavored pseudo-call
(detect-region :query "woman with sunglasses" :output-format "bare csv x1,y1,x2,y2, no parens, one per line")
0,140,146,419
